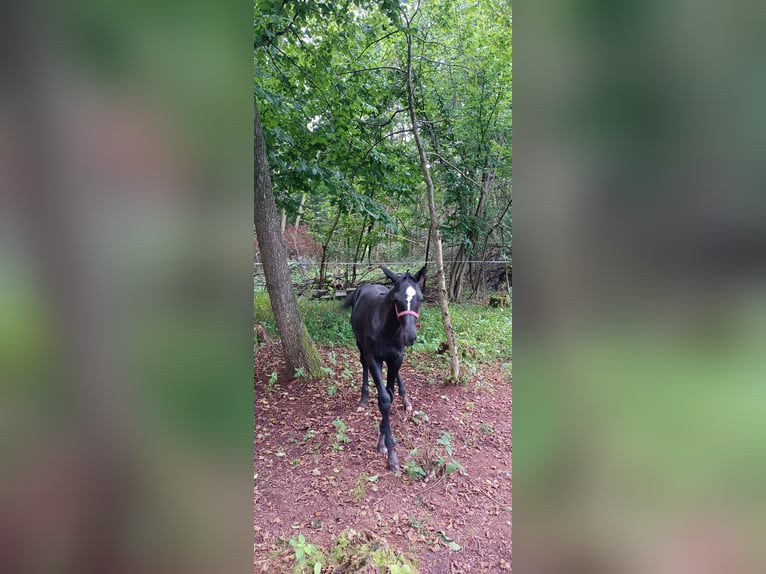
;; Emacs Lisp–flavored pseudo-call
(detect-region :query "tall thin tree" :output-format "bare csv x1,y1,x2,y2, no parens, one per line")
254,102,322,377
402,6,460,381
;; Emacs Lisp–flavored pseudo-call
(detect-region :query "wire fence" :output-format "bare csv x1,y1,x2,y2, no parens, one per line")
254,259,512,300
253,260,512,266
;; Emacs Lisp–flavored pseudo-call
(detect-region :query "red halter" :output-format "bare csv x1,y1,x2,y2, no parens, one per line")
395,304,421,328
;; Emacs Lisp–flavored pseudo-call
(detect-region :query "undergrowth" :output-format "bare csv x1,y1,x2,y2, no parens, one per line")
284,529,417,574
255,294,511,363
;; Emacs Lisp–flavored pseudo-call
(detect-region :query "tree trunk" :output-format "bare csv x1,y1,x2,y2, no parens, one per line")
318,208,342,288
351,214,369,284
294,193,306,228
254,102,322,377
404,23,460,381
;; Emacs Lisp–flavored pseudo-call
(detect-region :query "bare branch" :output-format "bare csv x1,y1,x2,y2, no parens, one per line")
426,151,483,187
340,66,404,75
412,35,460,51
357,28,400,59
368,108,408,129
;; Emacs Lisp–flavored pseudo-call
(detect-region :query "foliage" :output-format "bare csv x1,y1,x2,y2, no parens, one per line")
254,0,512,297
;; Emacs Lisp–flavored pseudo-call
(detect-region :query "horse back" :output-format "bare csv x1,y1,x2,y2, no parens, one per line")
348,284,389,341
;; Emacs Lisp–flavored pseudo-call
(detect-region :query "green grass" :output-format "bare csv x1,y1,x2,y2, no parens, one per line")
254,293,512,362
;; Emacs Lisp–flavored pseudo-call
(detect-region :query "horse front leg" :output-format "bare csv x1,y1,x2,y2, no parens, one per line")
368,359,399,471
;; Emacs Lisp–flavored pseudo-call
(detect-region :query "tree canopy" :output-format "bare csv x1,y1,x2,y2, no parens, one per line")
255,0,511,300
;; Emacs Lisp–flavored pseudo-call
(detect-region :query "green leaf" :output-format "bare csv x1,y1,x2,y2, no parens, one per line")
314,563,322,574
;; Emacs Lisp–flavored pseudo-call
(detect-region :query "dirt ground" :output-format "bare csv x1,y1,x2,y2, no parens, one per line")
254,343,512,573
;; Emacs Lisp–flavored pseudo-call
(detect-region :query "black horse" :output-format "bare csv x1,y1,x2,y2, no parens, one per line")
343,265,426,471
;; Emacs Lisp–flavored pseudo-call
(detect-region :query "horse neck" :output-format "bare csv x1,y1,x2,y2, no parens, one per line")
380,292,401,334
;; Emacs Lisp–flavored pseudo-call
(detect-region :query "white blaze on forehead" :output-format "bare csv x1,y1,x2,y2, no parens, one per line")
405,286,416,310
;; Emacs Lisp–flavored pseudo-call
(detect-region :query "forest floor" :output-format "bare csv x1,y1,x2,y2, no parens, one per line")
254,343,512,574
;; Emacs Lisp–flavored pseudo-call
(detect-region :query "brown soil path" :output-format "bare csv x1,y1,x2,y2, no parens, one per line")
255,344,512,573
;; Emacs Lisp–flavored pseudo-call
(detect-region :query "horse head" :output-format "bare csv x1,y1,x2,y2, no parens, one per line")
381,265,426,347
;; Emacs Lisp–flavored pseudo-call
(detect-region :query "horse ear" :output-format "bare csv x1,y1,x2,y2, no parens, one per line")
414,265,427,288
380,265,399,283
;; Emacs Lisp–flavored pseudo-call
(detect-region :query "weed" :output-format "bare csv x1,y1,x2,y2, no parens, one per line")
303,429,316,442
320,364,339,397
328,529,417,573
409,410,429,425
351,481,366,503
405,433,465,482
406,515,428,533
291,458,301,467
502,361,512,384
403,449,427,481
332,418,350,451
288,533,324,573
267,371,278,391
294,367,307,379
479,423,495,435
340,367,354,380
351,473,378,502
436,432,465,475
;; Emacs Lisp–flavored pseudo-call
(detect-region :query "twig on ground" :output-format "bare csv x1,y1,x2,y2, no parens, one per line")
465,477,505,507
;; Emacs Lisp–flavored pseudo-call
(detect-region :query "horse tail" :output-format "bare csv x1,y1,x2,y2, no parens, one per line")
342,288,359,309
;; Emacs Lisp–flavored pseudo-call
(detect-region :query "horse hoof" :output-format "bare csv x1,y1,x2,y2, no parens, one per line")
403,399,413,414
387,458,400,472
377,445,388,456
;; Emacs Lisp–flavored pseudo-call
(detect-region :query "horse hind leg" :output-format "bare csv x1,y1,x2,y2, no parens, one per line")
357,356,369,411
397,373,413,414
387,357,411,414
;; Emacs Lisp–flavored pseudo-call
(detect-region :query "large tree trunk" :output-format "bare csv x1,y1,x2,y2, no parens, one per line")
404,23,460,382
254,102,322,377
